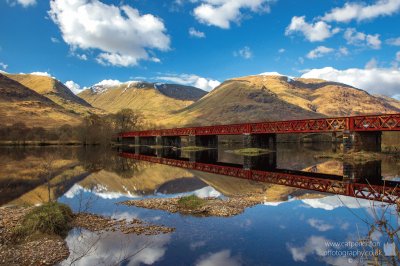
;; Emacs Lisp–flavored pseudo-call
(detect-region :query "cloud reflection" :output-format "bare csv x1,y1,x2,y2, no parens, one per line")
61,229,171,266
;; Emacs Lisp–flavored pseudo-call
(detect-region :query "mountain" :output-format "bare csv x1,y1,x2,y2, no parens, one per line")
78,81,207,124
0,73,81,127
5,73,100,116
160,75,400,127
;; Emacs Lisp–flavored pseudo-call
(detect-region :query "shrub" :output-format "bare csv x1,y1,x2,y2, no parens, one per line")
177,195,206,209
14,202,73,238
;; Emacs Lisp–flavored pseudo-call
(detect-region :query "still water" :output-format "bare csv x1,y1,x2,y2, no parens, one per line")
1,143,400,265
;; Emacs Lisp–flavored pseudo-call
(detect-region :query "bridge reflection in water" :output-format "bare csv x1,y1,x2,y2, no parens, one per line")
118,146,400,204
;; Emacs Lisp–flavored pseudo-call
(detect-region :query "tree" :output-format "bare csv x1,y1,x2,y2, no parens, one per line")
113,109,143,133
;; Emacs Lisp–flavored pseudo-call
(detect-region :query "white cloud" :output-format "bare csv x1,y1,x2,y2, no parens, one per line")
156,74,221,91
193,0,271,29
30,71,52,77
306,46,334,59
307,219,333,232
189,27,206,38
278,48,285,53
302,67,400,98
50,37,60,43
76,54,88,61
344,28,381,49
94,79,123,88
322,0,400,23
0,62,8,70
285,16,339,42
49,0,170,67
338,46,349,56
64,80,83,94
396,51,400,61
195,250,241,266
387,37,400,46
234,46,252,59
7,0,36,8
365,58,378,69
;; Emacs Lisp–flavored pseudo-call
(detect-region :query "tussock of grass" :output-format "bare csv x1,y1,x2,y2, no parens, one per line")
180,146,211,151
13,202,73,239
231,148,272,156
177,195,206,209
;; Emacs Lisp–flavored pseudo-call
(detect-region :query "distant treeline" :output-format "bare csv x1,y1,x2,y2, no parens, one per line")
0,109,143,145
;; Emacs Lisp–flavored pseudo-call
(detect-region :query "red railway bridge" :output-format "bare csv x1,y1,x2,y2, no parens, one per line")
119,113,400,152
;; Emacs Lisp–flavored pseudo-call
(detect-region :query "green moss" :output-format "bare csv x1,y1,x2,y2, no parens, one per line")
14,202,73,239
177,195,206,209
232,148,272,156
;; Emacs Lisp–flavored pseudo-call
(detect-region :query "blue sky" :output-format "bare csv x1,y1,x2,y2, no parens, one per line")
1,0,400,97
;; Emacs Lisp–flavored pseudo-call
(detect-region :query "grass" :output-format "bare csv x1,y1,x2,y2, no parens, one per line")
177,195,206,209
180,146,212,151
13,202,73,239
231,148,272,156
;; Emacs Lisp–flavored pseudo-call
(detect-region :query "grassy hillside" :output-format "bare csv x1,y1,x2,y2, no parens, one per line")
161,75,400,127
0,74,81,128
78,82,207,124
6,74,101,116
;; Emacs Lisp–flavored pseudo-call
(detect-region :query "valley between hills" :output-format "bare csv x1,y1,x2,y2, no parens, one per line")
1,72,400,129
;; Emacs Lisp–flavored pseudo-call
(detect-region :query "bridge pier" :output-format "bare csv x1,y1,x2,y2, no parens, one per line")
138,136,157,146
343,131,382,152
161,136,182,147
188,135,218,148
243,133,277,149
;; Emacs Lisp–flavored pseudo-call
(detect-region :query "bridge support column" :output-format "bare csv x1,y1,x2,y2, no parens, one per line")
188,135,218,147
138,136,157,146
343,131,381,152
161,136,182,147
243,134,277,149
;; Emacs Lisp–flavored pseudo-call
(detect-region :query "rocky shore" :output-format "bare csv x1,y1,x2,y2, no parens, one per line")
0,207,69,266
0,206,175,266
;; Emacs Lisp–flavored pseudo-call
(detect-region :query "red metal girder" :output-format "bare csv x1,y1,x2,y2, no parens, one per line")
351,114,400,131
119,113,400,138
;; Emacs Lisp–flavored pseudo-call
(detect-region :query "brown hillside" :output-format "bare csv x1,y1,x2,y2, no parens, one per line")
160,75,400,127
0,74,81,128
6,74,101,116
78,82,207,123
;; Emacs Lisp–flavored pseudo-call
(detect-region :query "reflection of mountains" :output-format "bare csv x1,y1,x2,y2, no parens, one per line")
2,146,330,206
75,160,323,204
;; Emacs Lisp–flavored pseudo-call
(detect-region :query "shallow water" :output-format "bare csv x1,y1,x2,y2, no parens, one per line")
1,144,400,265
